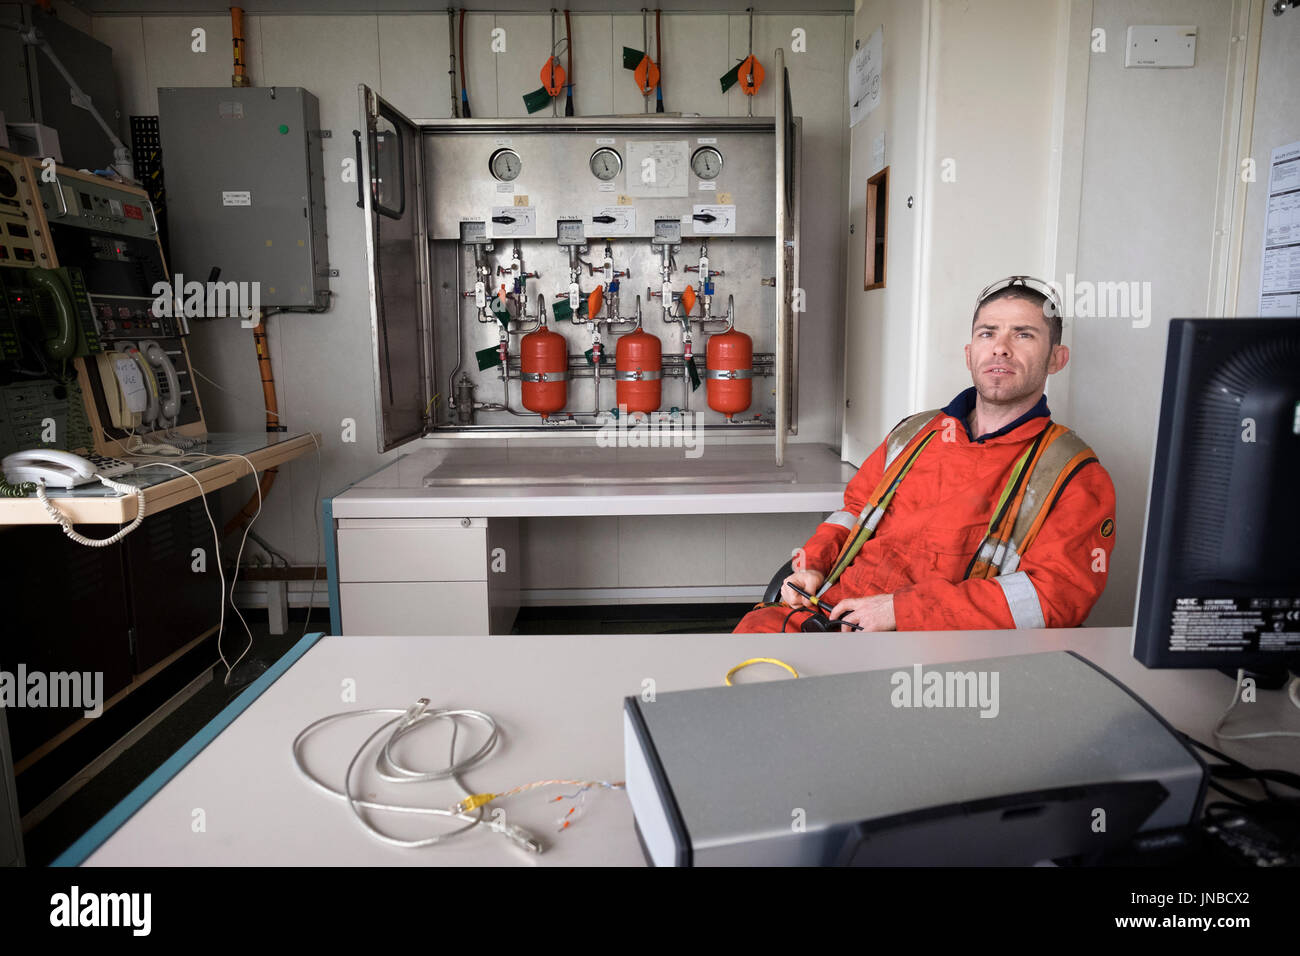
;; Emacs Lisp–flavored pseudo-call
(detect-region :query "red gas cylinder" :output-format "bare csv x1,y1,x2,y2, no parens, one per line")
520,326,568,418
615,329,662,414
706,329,753,419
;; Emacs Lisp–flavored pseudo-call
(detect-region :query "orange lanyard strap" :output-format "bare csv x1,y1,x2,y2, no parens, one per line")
964,423,1103,580
815,428,939,598
964,423,1058,579
1014,446,1099,557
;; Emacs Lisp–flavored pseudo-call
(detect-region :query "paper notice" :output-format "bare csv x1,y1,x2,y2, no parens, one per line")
849,27,882,128
1258,140,1300,317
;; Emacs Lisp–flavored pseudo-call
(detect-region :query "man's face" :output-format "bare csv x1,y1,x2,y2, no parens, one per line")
964,297,1069,406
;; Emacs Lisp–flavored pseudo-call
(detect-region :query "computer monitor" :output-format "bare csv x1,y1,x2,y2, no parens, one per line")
1133,318,1300,677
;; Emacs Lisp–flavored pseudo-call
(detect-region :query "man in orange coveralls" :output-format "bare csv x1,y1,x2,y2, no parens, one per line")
734,276,1116,633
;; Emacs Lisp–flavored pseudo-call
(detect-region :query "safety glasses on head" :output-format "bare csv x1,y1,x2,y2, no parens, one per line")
975,275,1063,320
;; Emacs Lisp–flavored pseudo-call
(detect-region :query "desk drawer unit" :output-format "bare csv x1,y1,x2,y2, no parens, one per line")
335,518,518,635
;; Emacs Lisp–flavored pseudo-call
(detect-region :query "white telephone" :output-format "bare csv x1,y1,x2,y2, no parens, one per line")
140,340,181,423
3,449,134,488
3,449,144,547
95,340,183,431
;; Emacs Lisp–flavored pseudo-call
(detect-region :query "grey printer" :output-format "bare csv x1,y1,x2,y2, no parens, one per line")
623,651,1205,866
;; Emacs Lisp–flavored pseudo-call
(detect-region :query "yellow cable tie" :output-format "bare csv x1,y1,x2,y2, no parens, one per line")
724,657,799,687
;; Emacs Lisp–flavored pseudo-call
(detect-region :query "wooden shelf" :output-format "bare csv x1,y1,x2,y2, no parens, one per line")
0,432,320,526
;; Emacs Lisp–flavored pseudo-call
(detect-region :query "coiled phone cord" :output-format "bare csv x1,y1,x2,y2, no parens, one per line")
34,475,147,547
0,477,36,497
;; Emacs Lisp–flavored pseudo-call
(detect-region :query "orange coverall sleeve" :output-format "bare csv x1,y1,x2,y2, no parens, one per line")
890,462,1117,630
795,441,888,576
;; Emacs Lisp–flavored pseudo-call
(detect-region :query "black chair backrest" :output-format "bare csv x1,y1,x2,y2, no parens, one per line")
762,557,797,605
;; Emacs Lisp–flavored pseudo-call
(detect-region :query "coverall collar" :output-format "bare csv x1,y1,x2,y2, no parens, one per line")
942,386,1051,444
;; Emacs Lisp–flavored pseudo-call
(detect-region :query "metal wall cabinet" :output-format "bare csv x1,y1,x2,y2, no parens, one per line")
157,86,330,309
357,50,800,463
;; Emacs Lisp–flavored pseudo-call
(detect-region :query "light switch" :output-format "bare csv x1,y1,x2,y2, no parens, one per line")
1125,25,1197,68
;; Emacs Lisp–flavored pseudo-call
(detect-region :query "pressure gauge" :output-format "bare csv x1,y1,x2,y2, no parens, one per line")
589,147,623,181
489,148,522,182
691,146,723,180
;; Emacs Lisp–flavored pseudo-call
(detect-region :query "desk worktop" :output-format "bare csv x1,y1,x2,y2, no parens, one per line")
0,431,320,526
70,626,1300,867
332,441,857,518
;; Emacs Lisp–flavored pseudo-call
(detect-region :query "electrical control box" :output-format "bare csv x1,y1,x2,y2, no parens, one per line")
157,87,330,309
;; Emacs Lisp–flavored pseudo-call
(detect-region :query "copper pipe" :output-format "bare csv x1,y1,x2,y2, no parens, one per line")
230,7,250,88
224,318,280,536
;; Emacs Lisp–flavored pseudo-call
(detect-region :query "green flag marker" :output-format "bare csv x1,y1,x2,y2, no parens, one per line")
719,61,743,94
522,86,552,114
623,46,645,70
493,308,511,328
552,299,589,322
686,356,701,391
476,344,502,371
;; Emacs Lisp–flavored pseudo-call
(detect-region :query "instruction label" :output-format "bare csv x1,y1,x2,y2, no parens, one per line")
490,205,536,237
222,191,251,206
112,357,149,413
1169,597,1300,653
590,206,635,236
626,140,689,198
691,204,736,235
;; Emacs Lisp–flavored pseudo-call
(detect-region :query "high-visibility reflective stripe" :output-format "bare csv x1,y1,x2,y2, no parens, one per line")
823,510,856,531
996,571,1045,629
864,506,886,532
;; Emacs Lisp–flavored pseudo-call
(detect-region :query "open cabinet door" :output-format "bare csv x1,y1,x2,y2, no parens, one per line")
358,84,431,453
773,49,798,466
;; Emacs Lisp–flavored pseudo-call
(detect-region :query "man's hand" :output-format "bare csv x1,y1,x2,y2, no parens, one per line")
827,594,896,632
780,570,825,610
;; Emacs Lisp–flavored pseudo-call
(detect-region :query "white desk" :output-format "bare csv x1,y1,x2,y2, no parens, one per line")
330,443,855,520
62,627,1299,866
325,442,855,635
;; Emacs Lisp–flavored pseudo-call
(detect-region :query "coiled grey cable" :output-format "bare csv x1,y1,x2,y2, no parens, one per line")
292,699,542,852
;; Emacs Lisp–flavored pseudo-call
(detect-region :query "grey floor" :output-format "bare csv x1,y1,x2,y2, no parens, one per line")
20,620,305,866
19,603,744,865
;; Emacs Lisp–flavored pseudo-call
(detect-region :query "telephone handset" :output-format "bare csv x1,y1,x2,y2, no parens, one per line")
2,449,133,488
95,346,150,429
139,340,181,423
26,267,77,360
